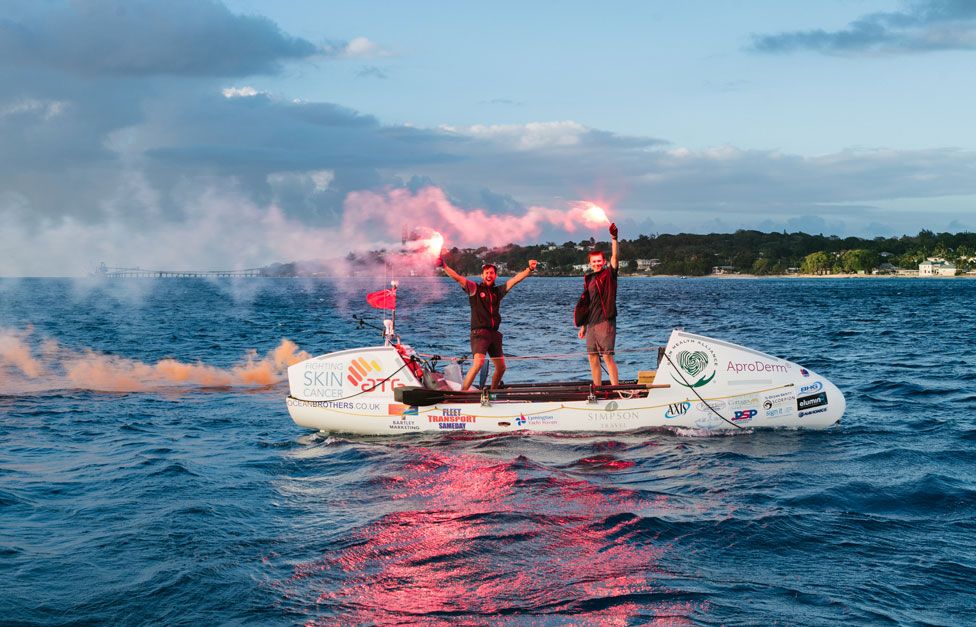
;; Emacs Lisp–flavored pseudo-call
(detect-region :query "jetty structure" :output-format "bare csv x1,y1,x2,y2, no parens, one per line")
93,262,262,278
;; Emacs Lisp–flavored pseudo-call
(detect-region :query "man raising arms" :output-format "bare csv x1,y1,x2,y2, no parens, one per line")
439,258,538,390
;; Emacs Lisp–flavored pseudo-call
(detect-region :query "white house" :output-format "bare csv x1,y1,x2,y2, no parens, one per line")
919,258,957,277
635,259,660,271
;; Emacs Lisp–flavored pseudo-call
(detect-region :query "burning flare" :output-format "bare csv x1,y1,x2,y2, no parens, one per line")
425,231,444,257
569,201,611,228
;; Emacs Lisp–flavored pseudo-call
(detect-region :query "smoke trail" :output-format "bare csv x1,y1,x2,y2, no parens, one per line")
0,328,45,378
0,327,308,394
341,186,611,252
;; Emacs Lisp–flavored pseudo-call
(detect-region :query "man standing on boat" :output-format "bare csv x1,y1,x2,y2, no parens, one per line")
577,223,620,386
438,258,538,390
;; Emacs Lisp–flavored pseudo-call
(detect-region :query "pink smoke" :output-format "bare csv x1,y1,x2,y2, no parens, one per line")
342,186,612,251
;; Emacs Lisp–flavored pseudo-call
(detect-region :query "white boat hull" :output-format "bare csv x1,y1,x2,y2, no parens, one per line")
286,330,845,434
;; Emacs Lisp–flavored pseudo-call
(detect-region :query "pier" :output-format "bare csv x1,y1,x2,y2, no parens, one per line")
95,263,263,278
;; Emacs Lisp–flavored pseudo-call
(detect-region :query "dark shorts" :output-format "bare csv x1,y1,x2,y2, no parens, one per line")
471,328,504,358
586,319,616,355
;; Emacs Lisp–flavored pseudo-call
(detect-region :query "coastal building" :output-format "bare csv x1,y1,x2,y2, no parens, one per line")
711,265,736,275
635,259,660,271
919,258,957,277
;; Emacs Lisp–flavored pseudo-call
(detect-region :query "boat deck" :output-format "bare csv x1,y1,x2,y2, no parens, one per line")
396,380,671,406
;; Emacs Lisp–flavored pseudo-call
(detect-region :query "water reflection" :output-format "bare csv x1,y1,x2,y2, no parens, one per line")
285,446,704,624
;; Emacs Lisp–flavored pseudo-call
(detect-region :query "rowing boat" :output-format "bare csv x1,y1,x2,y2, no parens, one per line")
285,329,844,434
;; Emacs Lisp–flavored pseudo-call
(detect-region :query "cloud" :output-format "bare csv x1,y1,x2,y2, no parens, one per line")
480,98,525,106
0,0,319,77
3,0,976,276
0,97,68,118
222,86,265,98
442,121,600,150
356,65,389,79
338,36,393,59
751,0,976,55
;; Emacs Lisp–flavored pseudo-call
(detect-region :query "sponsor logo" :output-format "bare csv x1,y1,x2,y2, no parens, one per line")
586,421,632,430
799,407,828,418
516,414,557,426
347,357,381,386
694,414,722,428
438,422,467,430
726,360,789,375
799,381,824,395
388,404,408,415
728,396,760,410
800,368,810,378
695,400,726,412
345,357,404,393
303,370,344,388
402,406,419,416
762,391,796,414
389,418,420,431
733,409,758,422
588,411,639,421
668,338,718,389
301,366,345,399
287,398,382,411
797,392,828,411
429,408,476,424
665,401,691,419
589,402,638,421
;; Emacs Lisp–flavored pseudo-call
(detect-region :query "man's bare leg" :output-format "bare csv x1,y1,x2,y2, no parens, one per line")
588,353,602,386
603,353,619,386
490,356,506,388
462,353,486,390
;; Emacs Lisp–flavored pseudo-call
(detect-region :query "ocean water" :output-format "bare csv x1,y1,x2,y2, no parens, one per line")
2,276,975,625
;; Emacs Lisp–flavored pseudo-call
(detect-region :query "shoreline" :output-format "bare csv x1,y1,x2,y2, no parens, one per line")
3,272,975,280
692,273,975,279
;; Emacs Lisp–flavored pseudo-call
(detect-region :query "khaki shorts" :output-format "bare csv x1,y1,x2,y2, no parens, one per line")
471,328,504,358
586,320,616,355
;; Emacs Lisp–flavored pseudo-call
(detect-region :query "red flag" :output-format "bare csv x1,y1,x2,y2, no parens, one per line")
366,288,396,310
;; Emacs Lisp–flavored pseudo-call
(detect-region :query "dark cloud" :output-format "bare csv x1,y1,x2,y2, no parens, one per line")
0,0,319,77
751,0,976,55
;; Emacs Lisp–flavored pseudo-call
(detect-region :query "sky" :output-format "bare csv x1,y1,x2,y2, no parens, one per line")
3,0,976,275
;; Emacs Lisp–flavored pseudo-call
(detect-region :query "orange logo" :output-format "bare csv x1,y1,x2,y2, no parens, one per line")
347,357,382,386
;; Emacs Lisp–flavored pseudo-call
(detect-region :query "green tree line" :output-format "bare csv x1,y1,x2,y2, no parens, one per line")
436,229,976,276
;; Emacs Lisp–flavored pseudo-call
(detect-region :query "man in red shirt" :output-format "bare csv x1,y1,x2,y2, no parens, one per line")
439,258,538,390
578,223,619,386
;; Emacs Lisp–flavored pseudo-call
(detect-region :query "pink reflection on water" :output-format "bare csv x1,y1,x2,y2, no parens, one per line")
287,447,705,624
